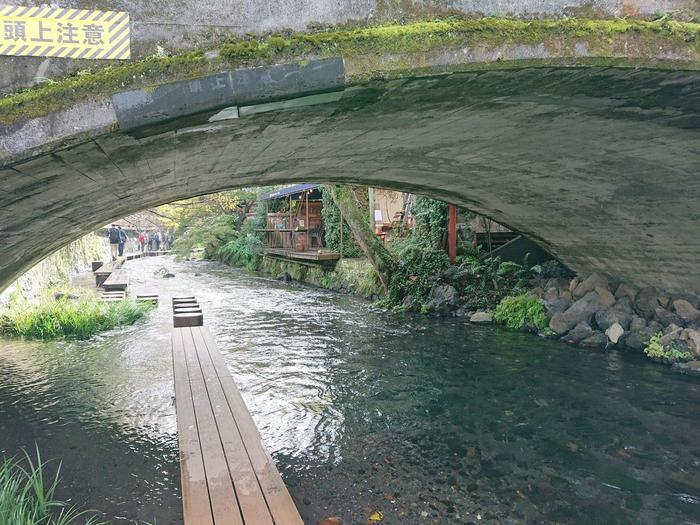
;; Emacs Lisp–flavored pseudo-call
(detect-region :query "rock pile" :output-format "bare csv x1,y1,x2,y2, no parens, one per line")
531,272,700,357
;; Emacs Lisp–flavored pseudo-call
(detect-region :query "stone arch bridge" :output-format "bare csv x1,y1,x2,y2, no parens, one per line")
0,1,699,297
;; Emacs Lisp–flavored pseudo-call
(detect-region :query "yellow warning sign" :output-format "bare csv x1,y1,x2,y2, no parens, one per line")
0,5,130,60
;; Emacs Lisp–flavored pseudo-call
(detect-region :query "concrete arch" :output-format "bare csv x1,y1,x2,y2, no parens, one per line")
1,63,699,297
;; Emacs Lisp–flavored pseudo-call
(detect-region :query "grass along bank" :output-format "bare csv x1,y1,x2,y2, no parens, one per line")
0,295,154,340
0,448,106,524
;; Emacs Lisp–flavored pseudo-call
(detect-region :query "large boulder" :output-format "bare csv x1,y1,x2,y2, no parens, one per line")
605,323,625,344
635,287,662,320
684,329,700,353
470,311,493,325
596,287,616,308
630,316,647,330
614,282,638,301
654,307,684,328
672,299,700,324
580,332,607,347
595,297,634,330
660,327,683,346
544,298,571,317
624,327,657,352
427,284,458,313
561,321,594,343
572,272,608,299
545,277,570,293
549,291,605,335
543,287,559,302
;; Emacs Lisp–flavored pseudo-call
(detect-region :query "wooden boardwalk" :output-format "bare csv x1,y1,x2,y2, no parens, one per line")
102,268,129,291
171,326,303,525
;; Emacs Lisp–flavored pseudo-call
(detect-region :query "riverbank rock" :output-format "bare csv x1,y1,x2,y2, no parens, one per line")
470,311,493,325
549,291,605,335
544,297,570,316
595,297,634,331
635,287,662,319
654,307,684,328
615,282,638,301
684,329,700,353
561,321,594,343
672,299,700,324
605,323,625,344
580,331,607,347
624,326,657,351
630,316,647,330
162,272,175,278
572,272,608,299
427,285,458,313
672,360,700,376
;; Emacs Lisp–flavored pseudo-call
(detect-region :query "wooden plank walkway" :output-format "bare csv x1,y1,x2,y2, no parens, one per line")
94,260,124,287
102,268,129,291
172,326,303,525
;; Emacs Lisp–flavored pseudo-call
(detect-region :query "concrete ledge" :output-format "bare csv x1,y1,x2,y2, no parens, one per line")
112,58,345,133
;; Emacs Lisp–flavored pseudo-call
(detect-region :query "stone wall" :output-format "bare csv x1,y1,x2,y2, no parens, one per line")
0,233,107,306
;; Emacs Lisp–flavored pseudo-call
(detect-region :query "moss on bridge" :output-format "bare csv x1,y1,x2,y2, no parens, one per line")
0,17,698,127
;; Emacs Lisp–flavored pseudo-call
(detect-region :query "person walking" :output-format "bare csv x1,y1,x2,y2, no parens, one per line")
117,226,128,257
107,224,121,261
155,231,162,251
138,231,147,253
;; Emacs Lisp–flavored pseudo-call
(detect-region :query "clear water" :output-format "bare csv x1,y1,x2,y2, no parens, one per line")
0,256,698,524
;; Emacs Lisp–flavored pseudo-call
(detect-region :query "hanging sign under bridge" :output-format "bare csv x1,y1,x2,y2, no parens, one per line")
0,5,130,60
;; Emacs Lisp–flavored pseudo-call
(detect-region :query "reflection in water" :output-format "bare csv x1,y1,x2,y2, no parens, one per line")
0,257,699,524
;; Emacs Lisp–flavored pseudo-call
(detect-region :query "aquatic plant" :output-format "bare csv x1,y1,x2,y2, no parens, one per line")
494,294,549,331
643,332,693,363
1,297,153,340
0,447,106,525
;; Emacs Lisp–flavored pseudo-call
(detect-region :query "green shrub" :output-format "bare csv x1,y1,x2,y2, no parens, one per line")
644,332,693,362
412,196,448,249
494,294,549,331
1,298,153,340
387,238,451,305
320,187,364,258
0,447,106,524
215,232,263,271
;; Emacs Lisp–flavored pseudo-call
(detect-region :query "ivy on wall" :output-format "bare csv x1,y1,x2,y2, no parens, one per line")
320,187,365,258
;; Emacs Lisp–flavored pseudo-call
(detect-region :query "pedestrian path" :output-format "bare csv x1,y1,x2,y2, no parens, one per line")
171,325,303,525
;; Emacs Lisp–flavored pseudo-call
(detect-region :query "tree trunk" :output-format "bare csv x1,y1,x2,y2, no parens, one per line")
326,185,393,293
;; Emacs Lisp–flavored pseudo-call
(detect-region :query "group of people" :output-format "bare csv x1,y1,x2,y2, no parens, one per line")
137,231,172,252
107,225,173,260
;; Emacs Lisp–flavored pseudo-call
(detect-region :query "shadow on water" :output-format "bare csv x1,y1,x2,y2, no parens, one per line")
0,256,699,524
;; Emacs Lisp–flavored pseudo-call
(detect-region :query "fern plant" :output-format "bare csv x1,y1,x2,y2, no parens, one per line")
494,294,549,331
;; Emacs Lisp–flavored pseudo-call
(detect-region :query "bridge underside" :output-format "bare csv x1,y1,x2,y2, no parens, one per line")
1,66,699,297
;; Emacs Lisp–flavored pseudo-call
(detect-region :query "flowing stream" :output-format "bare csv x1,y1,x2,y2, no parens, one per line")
0,256,698,524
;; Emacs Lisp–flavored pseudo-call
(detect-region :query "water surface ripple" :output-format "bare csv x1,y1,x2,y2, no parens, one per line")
0,257,698,524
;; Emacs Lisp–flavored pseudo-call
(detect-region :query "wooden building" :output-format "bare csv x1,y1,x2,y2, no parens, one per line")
258,184,340,266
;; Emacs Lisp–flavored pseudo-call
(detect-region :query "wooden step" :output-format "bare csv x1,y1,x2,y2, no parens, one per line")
174,312,204,328
103,268,129,291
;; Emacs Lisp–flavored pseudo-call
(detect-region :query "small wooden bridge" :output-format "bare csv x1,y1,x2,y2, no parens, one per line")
172,325,303,524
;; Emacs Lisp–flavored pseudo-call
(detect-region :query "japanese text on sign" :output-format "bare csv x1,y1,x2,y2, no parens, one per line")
0,5,130,60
